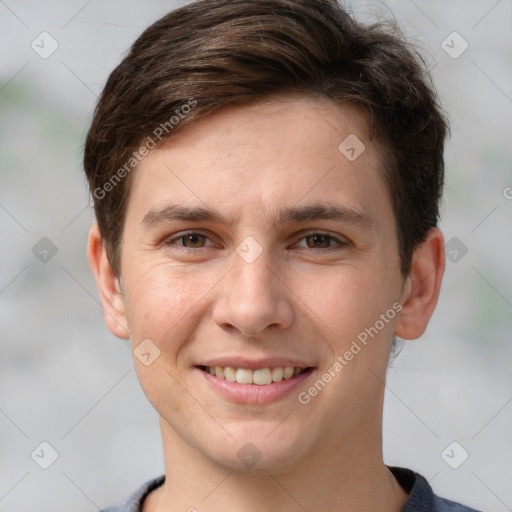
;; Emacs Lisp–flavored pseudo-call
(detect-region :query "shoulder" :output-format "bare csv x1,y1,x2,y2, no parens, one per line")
388,466,483,512
98,475,165,512
100,469,483,512
433,494,483,512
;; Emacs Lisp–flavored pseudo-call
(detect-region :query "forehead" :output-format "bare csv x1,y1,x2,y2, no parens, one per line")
127,95,392,232
162,95,373,167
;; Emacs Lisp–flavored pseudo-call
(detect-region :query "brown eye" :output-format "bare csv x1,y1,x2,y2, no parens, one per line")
294,232,348,251
179,233,207,248
165,232,211,249
305,234,332,248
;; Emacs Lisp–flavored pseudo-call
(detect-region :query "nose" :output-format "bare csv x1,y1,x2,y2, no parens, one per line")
211,247,294,337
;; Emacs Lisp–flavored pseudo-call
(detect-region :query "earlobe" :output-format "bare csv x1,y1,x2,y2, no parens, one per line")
394,228,445,340
87,223,130,339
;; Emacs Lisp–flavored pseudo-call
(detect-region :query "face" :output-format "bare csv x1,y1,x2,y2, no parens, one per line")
104,97,413,473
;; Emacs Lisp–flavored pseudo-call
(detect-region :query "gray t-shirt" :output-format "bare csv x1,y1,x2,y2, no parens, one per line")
99,466,482,511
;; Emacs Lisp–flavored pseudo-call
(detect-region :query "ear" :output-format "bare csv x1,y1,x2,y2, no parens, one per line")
87,223,130,339
394,228,445,340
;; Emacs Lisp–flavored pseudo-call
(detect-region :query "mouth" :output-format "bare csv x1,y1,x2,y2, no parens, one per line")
196,365,314,385
194,357,317,403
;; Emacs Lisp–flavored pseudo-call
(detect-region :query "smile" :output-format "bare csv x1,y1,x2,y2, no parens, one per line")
198,365,312,385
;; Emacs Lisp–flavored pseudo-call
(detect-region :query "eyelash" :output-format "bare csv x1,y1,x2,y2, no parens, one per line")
164,231,349,251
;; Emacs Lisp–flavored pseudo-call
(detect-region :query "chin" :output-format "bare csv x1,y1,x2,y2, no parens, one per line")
204,427,311,475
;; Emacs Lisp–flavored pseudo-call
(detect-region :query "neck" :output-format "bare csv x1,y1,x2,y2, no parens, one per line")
144,418,408,512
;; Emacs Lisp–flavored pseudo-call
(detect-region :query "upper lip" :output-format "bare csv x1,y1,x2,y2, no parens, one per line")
198,357,316,370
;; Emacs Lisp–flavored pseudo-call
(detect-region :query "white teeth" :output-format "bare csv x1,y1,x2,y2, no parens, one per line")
235,368,253,384
205,365,307,385
224,366,236,382
271,367,283,382
283,367,294,379
253,367,272,385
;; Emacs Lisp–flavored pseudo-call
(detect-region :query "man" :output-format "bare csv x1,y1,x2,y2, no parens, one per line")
84,0,481,510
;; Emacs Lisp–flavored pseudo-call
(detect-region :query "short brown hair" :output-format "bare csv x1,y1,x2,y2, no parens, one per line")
84,0,448,277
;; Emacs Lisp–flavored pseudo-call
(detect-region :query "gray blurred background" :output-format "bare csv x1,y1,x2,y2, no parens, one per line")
1,0,511,510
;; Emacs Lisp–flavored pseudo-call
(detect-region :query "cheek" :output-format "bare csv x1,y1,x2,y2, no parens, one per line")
122,264,210,416
122,263,196,339
121,260,226,355
292,265,398,351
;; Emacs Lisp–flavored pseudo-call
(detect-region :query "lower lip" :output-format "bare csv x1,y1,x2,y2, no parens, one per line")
196,368,315,404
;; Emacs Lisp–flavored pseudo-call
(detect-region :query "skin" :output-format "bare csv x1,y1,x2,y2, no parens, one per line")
88,95,445,512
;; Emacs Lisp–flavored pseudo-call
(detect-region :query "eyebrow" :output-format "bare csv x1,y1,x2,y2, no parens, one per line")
140,203,374,231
